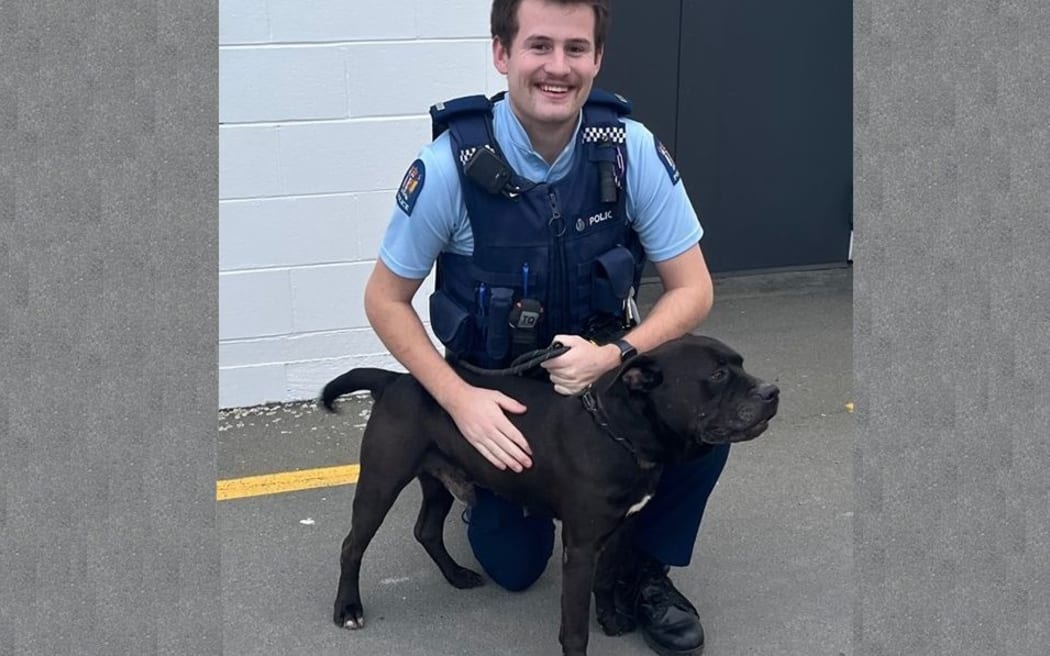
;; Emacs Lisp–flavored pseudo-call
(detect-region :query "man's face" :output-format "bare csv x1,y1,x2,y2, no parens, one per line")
493,0,603,138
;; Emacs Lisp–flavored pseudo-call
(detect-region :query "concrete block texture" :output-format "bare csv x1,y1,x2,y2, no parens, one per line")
219,0,268,44
346,40,491,117
218,124,281,199
219,269,293,339
219,45,349,123
219,362,288,409
219,192,391,271
268,0,418,43
218,117,429,199
216,0,499,407
267,0,490,43
289,262,375,332
276,117,432,195
219,327,390,369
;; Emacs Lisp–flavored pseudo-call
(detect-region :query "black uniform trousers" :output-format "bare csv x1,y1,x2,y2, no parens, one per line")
464,443,731,591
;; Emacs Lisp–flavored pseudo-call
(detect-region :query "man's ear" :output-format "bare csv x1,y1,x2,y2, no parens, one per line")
492,37,510,75
620,357,663,393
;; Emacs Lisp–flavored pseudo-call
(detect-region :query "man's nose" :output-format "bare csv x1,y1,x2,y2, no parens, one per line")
544,48,571,75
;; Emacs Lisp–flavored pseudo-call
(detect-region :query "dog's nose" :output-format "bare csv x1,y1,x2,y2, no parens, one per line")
751,383,779,402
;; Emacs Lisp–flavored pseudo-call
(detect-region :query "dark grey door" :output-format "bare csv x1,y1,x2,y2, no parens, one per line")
597,0,852,274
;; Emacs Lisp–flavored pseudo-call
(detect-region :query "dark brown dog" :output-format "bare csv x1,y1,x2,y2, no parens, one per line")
320,334,778,656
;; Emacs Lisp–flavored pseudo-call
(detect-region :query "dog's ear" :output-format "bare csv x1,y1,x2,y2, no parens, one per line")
621,357,663,392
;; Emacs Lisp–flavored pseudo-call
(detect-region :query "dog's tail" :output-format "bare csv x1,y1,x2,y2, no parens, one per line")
319,368,402,413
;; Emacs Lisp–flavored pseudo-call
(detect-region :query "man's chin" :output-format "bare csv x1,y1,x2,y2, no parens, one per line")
532,104,582,126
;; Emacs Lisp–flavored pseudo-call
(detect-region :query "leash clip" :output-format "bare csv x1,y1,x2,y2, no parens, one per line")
581,389,597,412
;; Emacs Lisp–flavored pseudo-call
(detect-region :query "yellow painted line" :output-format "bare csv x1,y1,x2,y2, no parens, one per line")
217,464,360,501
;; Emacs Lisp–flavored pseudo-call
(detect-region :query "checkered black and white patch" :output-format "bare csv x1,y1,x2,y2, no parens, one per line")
583,125,626,144
459,147,478,166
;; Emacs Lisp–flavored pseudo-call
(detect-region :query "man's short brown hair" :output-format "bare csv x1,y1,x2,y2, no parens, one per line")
491,0,611,53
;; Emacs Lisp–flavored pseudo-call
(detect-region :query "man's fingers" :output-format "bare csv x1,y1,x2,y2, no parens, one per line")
452,389,532,470
553,383,581,396
495,394,527,414
473,432,529,472
492,433,531,471
550,374,580,392
487,417,532,463
496,418,532,455
472,442,508,471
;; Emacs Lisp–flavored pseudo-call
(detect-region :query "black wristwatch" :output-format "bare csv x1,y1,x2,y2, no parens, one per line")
612,338,637,363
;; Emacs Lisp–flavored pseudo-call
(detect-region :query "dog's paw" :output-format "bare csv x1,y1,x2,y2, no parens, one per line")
596,607,637,636
447,566,484,589
333,601,365,630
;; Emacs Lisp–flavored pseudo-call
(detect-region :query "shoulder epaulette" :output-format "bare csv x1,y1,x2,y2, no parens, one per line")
585,89,632,116
429,95,493,140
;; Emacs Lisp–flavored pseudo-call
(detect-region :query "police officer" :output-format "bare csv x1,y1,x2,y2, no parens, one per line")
364,1,728,654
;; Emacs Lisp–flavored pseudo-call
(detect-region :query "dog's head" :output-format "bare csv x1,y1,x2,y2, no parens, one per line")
614,334,779,452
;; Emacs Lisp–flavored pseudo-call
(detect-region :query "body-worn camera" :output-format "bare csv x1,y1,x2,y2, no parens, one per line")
464,147,513,195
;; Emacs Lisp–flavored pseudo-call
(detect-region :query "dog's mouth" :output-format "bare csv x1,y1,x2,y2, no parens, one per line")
700,416,774,444
738,419,770,441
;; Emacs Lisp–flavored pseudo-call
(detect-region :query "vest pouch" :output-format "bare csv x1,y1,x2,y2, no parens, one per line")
429,289,474,356
591,246,636,314
485,287,515,362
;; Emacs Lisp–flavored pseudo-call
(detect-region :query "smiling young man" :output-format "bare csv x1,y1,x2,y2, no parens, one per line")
363,1,728,654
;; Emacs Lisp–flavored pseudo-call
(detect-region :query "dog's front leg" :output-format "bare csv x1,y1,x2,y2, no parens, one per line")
559,541,599,656
593,523,637,636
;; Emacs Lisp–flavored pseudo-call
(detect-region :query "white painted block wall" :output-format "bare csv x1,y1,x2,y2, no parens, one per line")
219,0,506,408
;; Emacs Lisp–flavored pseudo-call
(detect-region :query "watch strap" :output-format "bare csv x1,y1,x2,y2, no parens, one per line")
613,338,637,363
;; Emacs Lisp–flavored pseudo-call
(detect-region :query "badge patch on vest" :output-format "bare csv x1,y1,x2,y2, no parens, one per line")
654,138,680,186
396,159,425,215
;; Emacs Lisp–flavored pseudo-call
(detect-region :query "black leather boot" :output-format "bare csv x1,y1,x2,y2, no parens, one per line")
635,554,705,656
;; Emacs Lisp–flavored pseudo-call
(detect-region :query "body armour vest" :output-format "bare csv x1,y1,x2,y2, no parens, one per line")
427,89,645,368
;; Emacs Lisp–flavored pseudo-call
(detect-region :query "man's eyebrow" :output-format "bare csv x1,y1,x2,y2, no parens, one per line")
522,35,593,47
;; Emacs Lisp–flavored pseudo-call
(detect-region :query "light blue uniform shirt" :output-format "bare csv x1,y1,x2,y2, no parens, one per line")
379,98,703,280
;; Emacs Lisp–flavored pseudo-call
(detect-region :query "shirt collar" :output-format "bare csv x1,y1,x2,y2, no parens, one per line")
492,97,581,183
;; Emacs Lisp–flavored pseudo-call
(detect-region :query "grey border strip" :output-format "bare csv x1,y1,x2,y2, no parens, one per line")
1,2,221,653
854,1,1050,654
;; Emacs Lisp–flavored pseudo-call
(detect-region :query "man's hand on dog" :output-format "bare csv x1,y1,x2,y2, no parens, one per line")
443,335,620,471
445,386,533,472
542,335,621,396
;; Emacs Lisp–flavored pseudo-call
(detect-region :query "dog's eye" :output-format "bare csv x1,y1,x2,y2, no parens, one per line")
709,369,728,383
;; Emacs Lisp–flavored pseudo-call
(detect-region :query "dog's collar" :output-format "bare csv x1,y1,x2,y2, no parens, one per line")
580,389,638,457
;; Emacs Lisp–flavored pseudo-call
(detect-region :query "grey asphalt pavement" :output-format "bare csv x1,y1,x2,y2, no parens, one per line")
218,266,853,656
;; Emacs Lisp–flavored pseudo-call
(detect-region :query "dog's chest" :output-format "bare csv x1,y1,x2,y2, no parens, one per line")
626,493,653,516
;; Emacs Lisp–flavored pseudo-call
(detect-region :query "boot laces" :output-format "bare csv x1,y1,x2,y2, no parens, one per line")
638,563,697,617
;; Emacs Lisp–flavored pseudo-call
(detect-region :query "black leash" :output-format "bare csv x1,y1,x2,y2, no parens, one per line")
457,341,639,458
456,342,571,376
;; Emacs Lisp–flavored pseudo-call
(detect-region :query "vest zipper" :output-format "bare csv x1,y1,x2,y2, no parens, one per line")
547,189,568,337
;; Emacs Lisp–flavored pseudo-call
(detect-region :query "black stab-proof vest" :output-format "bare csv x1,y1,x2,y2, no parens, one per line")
427,89,644,368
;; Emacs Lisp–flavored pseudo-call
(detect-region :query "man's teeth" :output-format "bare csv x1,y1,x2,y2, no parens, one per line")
540,85,569,93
